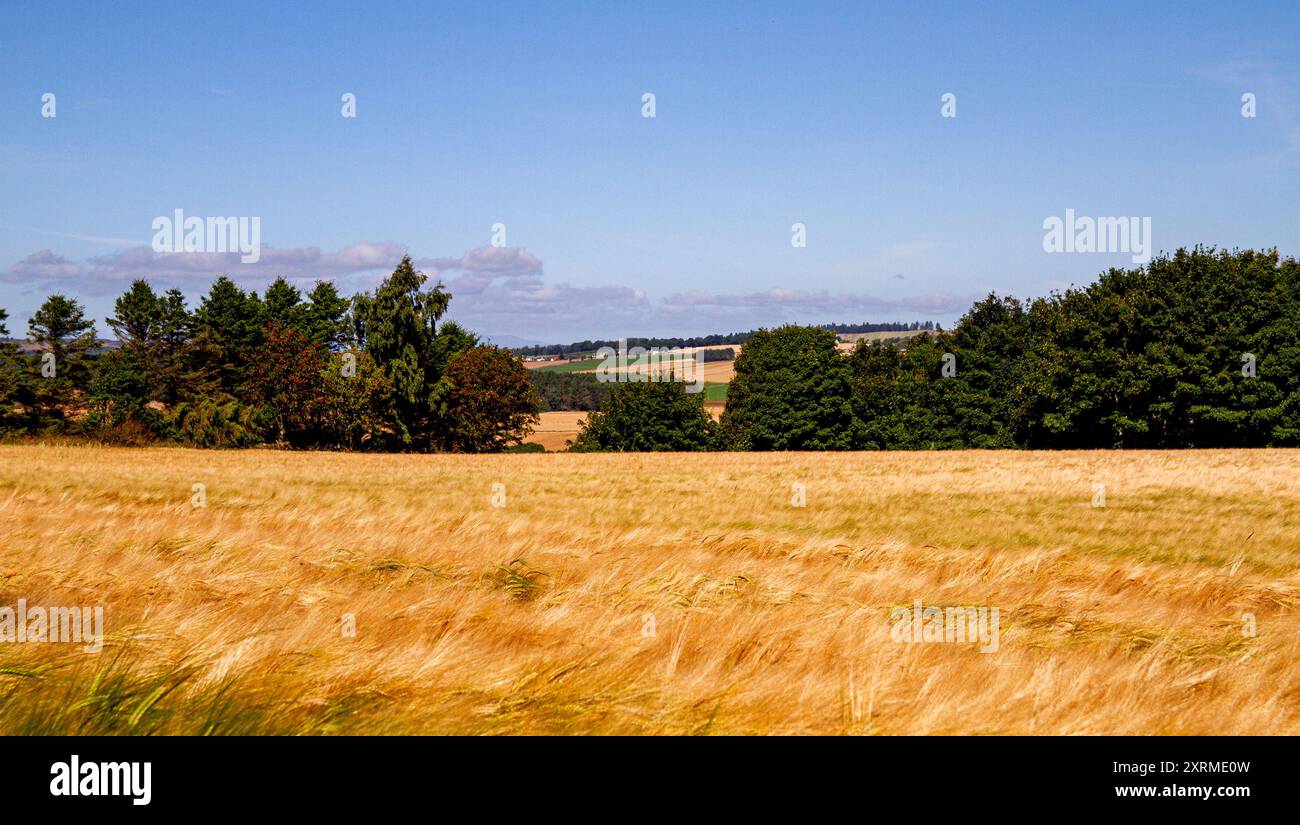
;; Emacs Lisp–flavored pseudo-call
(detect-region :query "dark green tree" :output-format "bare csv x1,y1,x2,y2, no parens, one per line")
0,307,21,432
262,276,304,332
303,281,350,349
847,340,903,449
319,350,394,450
106,280,194,405
719,325,860,450
1028,248,1299,447
942,294,1034,448
350,256,473,448
27,294,96,427
193,276,265,395
571,378,717,452
87,348,158,436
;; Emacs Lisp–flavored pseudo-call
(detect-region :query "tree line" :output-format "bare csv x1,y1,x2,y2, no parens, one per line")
819,321,938,334
513,321,937,357
530,370,611,412
0,256,540,451
5,247,1292,452
573,248,1300,451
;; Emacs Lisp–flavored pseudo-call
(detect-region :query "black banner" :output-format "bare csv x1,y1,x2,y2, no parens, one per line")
3,735,1284,814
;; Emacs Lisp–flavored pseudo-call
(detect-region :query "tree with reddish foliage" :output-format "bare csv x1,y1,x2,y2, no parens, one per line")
246,322,328,446
441,345,540,452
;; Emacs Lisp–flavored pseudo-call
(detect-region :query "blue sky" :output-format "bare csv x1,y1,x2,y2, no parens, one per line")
2,1,1298,344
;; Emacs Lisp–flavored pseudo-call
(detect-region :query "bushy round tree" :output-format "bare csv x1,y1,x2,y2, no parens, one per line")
719,325,859,450
571,379,717,452
441,345,540,452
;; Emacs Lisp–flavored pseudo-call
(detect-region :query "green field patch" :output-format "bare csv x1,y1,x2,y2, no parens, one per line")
534,360,603,374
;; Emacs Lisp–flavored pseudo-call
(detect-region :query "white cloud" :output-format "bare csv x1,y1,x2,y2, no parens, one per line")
0,250,82,283
0,242,410,294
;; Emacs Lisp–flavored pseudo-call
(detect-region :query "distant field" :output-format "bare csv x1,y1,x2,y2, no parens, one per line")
2,445,1296,734
530,359,603,374
530,336,905,408
524,388,726,452
526,410,587,450
835,329,930,344
834,330,929,353
534,354,729,380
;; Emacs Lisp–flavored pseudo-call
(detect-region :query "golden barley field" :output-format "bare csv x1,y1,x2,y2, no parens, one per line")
1,444,1298,735
526,411,588,451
